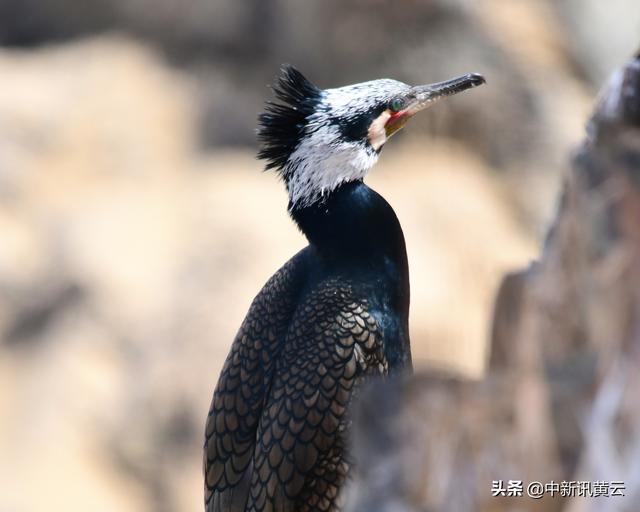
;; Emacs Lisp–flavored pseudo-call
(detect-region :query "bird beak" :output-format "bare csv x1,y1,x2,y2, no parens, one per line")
385,73,485,137
407,73,485,114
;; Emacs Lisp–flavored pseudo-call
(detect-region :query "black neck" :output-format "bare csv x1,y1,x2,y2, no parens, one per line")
291,180,411,370
289,181,407,268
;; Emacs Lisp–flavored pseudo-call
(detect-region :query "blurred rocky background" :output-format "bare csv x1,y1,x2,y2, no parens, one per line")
346,51,640,512
0,1,638,511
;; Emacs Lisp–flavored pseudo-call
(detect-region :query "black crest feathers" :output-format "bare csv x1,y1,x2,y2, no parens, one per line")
257,65,322,173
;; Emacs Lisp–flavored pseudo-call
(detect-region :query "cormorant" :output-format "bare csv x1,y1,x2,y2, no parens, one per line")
204,66,485,512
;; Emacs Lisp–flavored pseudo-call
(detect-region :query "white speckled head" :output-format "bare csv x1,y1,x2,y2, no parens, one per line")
258,66,485,208
283,78,412,207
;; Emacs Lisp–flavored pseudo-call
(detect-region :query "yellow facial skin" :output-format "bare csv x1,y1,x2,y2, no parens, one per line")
384,110,410,138
367,109,411,151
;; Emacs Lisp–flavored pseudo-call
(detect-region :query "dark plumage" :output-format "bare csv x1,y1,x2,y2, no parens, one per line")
204,66,484,511
257,67,322,177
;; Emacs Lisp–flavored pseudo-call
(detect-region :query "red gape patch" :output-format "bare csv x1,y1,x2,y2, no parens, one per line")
385,110,408,126
384,110,410,137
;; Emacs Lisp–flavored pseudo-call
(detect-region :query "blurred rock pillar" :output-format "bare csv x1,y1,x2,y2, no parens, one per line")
346,50,640,512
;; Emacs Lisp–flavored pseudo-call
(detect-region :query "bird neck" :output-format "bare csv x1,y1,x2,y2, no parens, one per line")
291,180,412,372
289,181,407,267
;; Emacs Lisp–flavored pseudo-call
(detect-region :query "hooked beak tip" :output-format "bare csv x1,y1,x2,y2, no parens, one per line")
467,73,486,87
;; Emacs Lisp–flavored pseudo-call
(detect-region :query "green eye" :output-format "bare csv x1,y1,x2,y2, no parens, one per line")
389,98,405,112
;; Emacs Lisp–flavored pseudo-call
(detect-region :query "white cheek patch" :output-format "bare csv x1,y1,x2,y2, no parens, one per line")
285,123,380,207
368,110,390,151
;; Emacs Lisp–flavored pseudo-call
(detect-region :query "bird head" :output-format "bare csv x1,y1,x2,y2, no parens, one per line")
258,65,485,208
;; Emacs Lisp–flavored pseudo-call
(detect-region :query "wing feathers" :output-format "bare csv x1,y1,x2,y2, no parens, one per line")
204,253,308,511
205,262,389,512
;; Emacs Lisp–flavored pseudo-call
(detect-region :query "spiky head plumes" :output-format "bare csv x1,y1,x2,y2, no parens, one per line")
258,65,485,208
257,67,323,176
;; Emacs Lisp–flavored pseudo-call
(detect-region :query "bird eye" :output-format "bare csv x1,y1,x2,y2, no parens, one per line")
389,98,406,112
